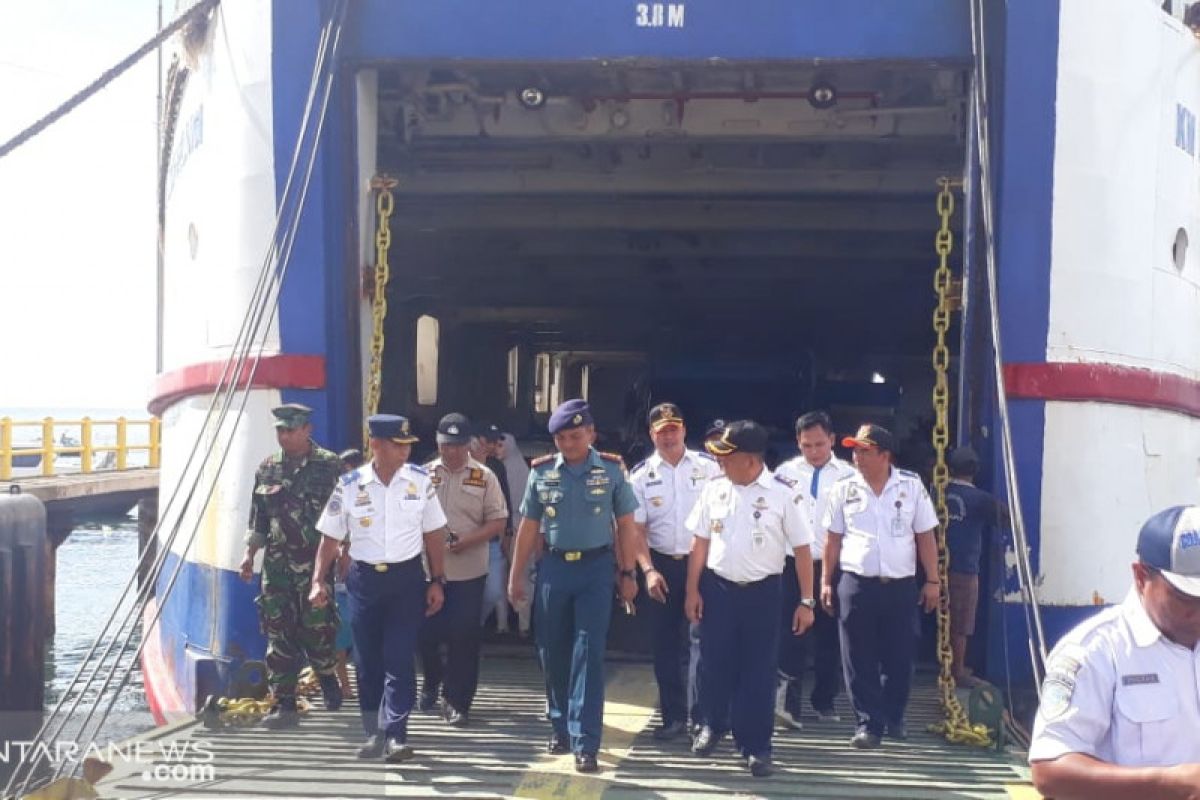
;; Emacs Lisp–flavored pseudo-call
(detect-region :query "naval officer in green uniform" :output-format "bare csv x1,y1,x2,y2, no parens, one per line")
507,399,654,773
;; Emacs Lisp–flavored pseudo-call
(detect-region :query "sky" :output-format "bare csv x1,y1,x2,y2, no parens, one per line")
0,1,162,410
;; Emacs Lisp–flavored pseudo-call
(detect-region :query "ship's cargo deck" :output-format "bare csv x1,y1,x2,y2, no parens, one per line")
95,654,1036,799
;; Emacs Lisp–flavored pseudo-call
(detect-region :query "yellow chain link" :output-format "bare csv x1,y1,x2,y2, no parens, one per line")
927,177,992,748
363,175,398,451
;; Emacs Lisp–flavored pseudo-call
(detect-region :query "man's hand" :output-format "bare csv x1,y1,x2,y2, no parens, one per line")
792,605,815,635
618,573,638,604
645,569,668,603
308,582,329,608
920,581,940,613
239,553,255,583
335,552,351,583
821,584,835,614
425,582,445,616
1163,763,1200,796
685,590,703,624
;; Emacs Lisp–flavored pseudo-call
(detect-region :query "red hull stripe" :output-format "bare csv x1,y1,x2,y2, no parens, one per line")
1005,362,1200,419
141,601,184,724
149,354,326,415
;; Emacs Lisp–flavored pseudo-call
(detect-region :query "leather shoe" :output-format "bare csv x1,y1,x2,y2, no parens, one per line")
356,734,385,759
547,733,571,755
574,752,598,773
444,706,468,728
886,721,908,741
691,726,722,756
416,692,438,713
748,754,773,778
850,728,882,749
318,673,343,712
653,720,687,741
384,737,415,763
260,698,299,729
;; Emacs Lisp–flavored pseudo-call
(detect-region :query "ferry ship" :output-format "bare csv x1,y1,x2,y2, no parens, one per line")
142,0,1200,720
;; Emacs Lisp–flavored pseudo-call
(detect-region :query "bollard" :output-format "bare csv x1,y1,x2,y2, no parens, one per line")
137,496,158,595
0,493,49,759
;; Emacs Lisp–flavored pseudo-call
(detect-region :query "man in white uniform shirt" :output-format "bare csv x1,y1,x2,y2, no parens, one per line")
774,410,856,727
629,403,722,741
1029,505,1200,800
311,414,449,764
685,420,815,778
822,423,940,750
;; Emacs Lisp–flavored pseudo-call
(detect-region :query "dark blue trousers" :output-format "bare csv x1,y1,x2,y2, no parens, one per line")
535,550,614,756
347,556,425,740
837,572,917,736
418,574,486,713
779,557,842,713
699,570,781,758
647,550,693,727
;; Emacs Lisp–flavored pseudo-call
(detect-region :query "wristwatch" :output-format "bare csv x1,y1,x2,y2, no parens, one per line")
619,568,637,581
798,598,817,610
430,574,447,586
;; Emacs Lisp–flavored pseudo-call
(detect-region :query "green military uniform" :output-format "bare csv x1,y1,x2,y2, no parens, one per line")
246,405,342,699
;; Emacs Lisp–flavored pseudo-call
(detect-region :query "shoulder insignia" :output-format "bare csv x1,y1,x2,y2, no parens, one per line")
339,470,359,486
898,469,920,480
531,454,555,467
774,473,798,489
598,451,625,465
834,471,856,483
697,451,716,461
630,460,648,475
407,463,428,476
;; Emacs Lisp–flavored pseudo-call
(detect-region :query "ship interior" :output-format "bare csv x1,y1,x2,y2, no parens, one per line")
361,61,976,656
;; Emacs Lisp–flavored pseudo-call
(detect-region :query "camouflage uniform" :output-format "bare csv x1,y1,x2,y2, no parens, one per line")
247,443,342,698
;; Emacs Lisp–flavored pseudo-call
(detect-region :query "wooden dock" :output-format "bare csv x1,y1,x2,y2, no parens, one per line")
92,655,1036,799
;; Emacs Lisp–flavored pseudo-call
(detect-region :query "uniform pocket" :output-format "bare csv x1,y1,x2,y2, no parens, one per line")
1115,682,1175,764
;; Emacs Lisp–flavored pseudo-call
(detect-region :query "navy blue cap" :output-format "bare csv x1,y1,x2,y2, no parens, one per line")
436,413,472,445
478,422,505,442
948,445,979,476
842,423,897,453
338,448,364,468
704,419,768,456
367,414,419,444
548,399,592,434
1137,505,1200,597
704,418,727,440
648,402,685,432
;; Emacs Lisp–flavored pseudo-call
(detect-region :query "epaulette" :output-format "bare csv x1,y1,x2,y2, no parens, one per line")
339,469,359,485
897,469,920,480
630,459,648,475
834,471,856,482
697,451,716,461
531,454,555,467
407,463,428,476
774,473,798,489
598,451,625,465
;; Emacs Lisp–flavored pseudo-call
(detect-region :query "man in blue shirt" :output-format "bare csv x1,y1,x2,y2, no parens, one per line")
507,399,663,773
945,445,1001,687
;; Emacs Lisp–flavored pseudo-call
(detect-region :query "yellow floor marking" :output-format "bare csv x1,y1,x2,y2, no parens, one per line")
1004,785,1044,800
513,663,658,799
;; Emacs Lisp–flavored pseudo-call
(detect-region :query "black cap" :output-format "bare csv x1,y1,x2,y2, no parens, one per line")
338,448,364,468
704,420,768,456
648,402,685,432
477,422,505,443
842,423,897,453
704,418,727,440
948,445,979,476
436,413,472,445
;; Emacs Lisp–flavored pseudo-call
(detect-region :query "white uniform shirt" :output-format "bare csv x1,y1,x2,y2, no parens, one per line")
775,453,856,555
823,468,938,579
317,461,447,564
686,468,813,584
630,449,722,556
1029,589,1200,767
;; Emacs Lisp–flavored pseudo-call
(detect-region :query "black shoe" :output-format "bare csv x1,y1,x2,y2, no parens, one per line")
444,705,468,728
748,754,773,778
691,726,723,756
574,752,598,773
357,734,385,759
886,721,909,741
417,692,438,713
653,720,687,741
261,698,300,729
850,727,882,749
384,737,415,763
547,733,571,755
318,674,343,712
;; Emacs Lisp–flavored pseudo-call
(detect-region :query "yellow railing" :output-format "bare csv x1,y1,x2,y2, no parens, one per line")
0,417,161,481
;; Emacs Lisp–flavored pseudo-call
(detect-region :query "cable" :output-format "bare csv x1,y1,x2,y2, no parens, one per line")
0,0,220,161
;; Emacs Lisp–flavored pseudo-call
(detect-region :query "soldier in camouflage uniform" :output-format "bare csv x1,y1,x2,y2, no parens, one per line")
239,404,344,728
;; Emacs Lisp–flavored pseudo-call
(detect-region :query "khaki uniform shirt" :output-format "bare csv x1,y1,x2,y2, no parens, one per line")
428,456,509,581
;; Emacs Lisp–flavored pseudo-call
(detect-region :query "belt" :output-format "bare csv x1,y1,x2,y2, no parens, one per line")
710,571,775,589
848,572,913,585
355,556,418,573
652,549,688,561
546,545,611,562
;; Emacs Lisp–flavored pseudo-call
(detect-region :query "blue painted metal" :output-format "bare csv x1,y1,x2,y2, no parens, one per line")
344,0,971,63
156,550,265,710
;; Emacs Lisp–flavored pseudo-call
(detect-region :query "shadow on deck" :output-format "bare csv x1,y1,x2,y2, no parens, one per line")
95,655,1034,799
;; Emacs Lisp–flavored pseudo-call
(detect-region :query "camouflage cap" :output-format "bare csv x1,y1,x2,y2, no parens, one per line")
272,403,313,430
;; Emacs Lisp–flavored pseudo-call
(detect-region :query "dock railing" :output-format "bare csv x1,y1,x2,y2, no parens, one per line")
0,416,161,480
